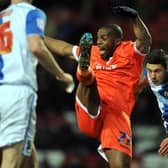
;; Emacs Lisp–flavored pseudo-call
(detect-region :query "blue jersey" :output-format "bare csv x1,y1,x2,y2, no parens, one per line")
147,71,168,133
0,2,46,91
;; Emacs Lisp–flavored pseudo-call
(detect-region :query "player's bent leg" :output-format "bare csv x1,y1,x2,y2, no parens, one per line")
75,81,102,138
104,149,131,168
76,32,100,115
76,81,100,116
75,97,102,138
1,142,26,168
1,142,38,168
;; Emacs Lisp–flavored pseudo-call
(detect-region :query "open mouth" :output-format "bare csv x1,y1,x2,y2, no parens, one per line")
99,49,105,56
152,80,159,84
98,46,106,55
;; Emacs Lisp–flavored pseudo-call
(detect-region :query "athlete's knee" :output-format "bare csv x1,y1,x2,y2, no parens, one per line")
76,86,100,116
76,115,99,138
1,143,23,168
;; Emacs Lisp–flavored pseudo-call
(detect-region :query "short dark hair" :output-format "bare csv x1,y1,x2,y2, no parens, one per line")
145,49,168,69
102,24,123,39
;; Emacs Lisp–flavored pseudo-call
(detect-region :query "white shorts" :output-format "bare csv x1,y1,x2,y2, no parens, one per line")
0,85,37,156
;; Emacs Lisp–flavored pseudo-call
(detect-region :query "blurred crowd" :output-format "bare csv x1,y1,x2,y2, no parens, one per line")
1,0,168,167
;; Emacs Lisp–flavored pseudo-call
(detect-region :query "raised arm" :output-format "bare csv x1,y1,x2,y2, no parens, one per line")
133,15,152,54
44,36,75,60
111,6,152,54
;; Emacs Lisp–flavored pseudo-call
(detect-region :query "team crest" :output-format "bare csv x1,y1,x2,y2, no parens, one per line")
159,84,168,98
37,18,45,32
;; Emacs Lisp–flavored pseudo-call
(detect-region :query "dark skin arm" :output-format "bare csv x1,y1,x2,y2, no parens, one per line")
111,6,152,54
159,137,168,156
133,15,152,54
44,36,75,60
135,77,149,99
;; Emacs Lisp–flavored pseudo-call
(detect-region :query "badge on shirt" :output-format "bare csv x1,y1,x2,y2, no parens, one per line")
159,84,168,98
37,18,45,32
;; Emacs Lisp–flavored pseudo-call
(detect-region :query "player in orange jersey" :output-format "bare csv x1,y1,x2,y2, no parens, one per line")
44,6,152,168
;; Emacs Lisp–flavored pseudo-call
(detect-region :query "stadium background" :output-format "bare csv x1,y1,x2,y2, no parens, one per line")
0,0,168,167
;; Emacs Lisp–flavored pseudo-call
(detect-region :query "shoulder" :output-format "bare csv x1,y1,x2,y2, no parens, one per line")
115,41,134,55
27,7,46,19
26,6,46,29
117,41,146,58
119,41,133,47
14,3,46,17
115,41,134,53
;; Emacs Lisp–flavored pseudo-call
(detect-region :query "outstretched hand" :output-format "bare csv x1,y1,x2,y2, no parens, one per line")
111,6,138,19
65,80,75,94
159,137,168,156
57,73,75,93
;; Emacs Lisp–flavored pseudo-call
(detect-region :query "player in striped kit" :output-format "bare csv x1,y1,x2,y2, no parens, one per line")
145,49,168,156
0,0,74,168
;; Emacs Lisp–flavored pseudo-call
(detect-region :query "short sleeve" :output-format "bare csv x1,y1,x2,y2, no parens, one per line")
26,9,46,37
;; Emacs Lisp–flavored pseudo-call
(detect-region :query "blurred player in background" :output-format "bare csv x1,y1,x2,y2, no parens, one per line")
44,5,152,168
142,49,168,156
0,0,74,168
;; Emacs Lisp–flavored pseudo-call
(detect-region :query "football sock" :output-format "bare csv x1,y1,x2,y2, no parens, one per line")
76,66,95,86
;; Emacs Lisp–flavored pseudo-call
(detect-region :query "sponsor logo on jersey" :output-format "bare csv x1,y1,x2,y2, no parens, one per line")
94,62,117,70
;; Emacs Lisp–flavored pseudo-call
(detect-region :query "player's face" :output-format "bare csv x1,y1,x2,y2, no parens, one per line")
97,27,117,60
146,63,167,85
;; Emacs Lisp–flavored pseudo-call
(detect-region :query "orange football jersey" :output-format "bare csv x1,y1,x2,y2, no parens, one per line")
74,41,145,158
75,41,145,116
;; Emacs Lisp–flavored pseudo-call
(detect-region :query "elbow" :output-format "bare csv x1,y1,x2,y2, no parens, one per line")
137,36,152,54
30,46,42,56
147,33,152,45
29,42,45,58
147,36,152,53
28,36,46,57
143,31,152,47
144,34,152,52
